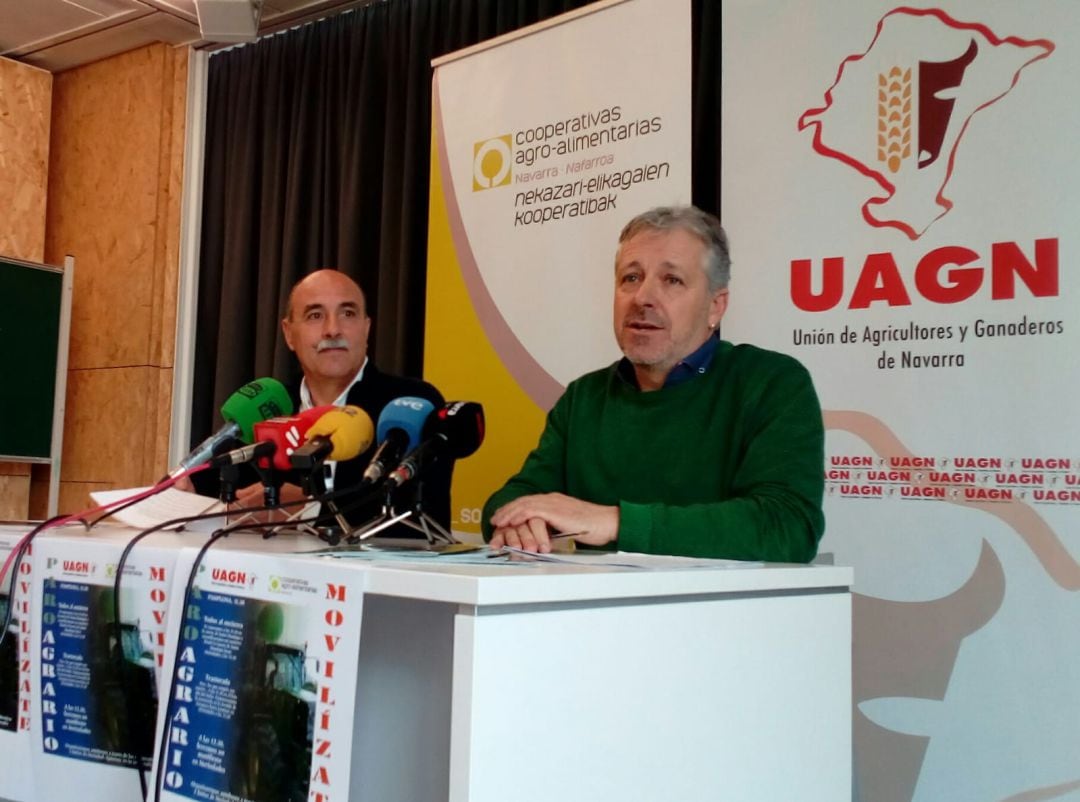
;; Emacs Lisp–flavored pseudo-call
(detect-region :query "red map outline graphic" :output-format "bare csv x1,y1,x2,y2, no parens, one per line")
798,7,1054,240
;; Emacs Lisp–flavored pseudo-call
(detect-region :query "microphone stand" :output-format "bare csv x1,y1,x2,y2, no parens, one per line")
345,479,456,547
218,464,240,505
297,463,352,545
343,485,414,544
250,463,317,539
408,479,456,545
216,463,263,530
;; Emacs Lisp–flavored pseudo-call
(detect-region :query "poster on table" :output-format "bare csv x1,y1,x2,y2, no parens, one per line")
424,0,692,534
29,529,185,802
0,526,35,801
152,547,364,802
721,2,1078,800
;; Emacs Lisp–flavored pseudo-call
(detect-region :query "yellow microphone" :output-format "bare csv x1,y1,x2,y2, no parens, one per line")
289,405,374,468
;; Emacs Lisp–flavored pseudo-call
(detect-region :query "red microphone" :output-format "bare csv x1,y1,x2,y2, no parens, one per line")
252,405,335,471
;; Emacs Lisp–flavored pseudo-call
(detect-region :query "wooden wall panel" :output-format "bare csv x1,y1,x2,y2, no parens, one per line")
0,56,52,518
56,480,114,520
60,367,153,485
0,57,51,263
0,463,31,520
47,45,171,371
42,44,189,513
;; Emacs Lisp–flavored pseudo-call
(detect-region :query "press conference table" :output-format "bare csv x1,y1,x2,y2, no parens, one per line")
5,524,852,802
346,549,852,802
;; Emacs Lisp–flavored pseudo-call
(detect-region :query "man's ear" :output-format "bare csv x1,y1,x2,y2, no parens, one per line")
281,317,296,351
708,289,730,329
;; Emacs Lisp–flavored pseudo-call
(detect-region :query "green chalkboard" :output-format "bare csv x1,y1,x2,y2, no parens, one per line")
0,257,65,460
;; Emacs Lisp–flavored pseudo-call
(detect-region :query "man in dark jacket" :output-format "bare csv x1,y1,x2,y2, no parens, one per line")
195,269,452,534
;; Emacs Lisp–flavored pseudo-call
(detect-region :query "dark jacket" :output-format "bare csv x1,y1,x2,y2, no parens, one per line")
194,363,453,535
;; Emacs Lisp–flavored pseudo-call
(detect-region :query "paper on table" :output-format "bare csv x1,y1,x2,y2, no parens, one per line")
89,487,231,532
315,543,494,561
494,548,763,569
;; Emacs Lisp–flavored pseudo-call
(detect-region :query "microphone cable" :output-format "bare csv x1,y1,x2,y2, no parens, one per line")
0,467,208,652
145,496,378,802
148,525,231,802
0,461,382,798
111,477,382,801
86,464,211,531
0,514,69,653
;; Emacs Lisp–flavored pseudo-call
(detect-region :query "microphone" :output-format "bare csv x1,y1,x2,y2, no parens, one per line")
386,401,484,488
251,405,336,472
170,378,293,477
289,406,375,471
245,406,336,508
361,397,435,486
210,439,276,467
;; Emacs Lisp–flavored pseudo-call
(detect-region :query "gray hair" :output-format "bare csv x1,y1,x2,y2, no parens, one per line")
616,205,731,291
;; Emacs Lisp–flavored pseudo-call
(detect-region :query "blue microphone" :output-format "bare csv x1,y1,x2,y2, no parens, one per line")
361,397,435,485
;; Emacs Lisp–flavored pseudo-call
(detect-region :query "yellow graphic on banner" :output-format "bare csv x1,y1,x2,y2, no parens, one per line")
427,130,546,536
472,135,512,191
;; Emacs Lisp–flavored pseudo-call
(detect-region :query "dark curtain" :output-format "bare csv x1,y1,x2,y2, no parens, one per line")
192,0,721,442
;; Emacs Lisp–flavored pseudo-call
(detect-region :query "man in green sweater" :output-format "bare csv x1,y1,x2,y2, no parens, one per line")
483,205,824,562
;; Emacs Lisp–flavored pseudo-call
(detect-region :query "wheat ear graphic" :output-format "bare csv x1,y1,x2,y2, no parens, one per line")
877,67,912,173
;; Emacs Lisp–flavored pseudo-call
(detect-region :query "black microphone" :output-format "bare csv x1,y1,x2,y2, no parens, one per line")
362,397,435,485
385,401,484,488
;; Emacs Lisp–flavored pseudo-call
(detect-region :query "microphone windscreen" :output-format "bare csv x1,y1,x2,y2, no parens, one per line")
305,406,375,460
376,397,435,452
253,405,334,471
220,377,294,442
430,401,485,458
296,404,336,428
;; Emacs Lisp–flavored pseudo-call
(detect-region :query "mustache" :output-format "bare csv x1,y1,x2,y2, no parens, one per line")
624,313,664,327
316,337,349,351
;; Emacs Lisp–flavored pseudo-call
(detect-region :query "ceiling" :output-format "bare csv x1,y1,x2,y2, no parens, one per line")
0,0,370,72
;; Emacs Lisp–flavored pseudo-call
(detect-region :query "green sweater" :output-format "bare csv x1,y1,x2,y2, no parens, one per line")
482,341,825,562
